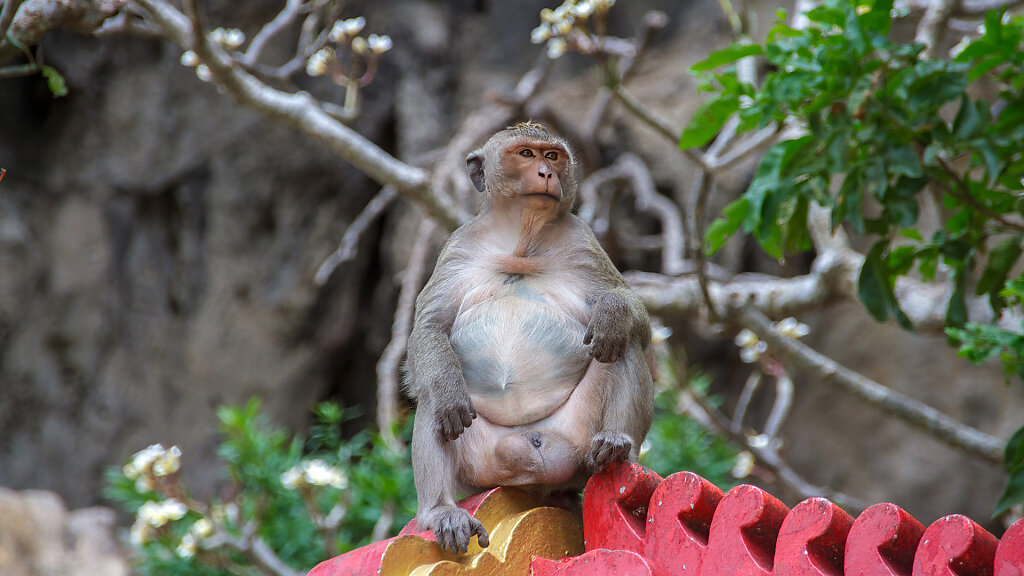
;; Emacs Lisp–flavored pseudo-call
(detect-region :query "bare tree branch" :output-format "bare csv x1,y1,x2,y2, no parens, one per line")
130,0,465,231
737,306,1005,463
315,186,399,285
0,0,124,62
916,0,959,59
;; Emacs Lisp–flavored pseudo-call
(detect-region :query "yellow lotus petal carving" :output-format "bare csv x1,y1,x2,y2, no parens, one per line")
378,488,583,576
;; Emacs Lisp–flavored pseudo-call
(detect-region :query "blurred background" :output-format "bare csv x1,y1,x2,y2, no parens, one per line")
1,0,1022,573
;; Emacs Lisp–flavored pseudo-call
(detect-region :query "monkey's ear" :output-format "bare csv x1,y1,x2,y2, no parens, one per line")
465,150,486,193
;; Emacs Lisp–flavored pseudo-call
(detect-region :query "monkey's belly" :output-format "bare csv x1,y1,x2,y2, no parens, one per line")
450,293,591,427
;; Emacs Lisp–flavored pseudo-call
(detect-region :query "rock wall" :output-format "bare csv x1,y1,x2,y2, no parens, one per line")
0,487,129,576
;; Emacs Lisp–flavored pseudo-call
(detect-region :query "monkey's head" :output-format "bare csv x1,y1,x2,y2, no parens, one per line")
466,122,579,215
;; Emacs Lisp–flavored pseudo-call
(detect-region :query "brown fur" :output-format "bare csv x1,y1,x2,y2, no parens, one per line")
405,124,653,554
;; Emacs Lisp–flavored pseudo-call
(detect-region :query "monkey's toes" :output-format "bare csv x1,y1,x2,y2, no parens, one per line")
589,431,632,470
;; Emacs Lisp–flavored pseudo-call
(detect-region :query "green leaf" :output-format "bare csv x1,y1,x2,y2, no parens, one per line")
953,95,983,139
691,43,764,72
40,65,68,98
1005,425,1024,474
858,240,913,329
705,198,750,255
976,236,1023,314
680,94,741,149
947,267,968,328
995,465,1024,517
886,144,923,178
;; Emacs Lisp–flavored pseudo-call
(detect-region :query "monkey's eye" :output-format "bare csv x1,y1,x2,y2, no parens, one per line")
544,151,559,161
518,149,535,158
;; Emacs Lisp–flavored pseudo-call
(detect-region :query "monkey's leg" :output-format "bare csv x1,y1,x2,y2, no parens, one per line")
588,339,653,469
412,394,490,554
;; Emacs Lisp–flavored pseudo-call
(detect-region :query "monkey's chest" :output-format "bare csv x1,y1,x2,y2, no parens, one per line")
450,276,591,427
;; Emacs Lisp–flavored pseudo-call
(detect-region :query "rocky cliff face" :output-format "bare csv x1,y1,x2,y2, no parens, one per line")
0,0,1019,532
0,487,129,576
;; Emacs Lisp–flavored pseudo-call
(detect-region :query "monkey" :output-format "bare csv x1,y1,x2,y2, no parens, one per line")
405,122,653,554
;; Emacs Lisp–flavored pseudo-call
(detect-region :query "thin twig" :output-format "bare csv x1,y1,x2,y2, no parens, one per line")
762,372,794,440
737,306,1005,463
315,186,398,285
936,156,1024,232
241,0,305,67
732,371,762,434
582,10,667,140
375,220,436,447
211,529,303,576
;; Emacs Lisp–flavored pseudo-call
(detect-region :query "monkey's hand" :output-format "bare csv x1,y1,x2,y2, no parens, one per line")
431,371,477,441
588,430,633,471
584,293,632,363
431,506,490,554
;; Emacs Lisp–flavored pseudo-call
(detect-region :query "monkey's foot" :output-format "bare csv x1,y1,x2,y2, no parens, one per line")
588,431,632,470
431,506,490,554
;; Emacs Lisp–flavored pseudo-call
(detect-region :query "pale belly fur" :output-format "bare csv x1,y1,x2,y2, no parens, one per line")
449,275,591,427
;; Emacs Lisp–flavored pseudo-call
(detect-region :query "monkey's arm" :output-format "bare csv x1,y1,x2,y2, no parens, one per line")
406,240,477,441
576,224,653,363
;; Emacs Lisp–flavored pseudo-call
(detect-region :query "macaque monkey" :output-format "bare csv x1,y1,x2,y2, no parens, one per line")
406,122,653,553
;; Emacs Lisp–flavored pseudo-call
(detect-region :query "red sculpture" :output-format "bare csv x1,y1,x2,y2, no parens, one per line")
308,461,1024,576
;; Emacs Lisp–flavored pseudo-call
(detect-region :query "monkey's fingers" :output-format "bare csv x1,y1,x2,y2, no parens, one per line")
471,518,490,548
583,327,594,346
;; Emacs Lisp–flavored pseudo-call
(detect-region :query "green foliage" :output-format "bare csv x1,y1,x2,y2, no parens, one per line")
687,0,1024,515
105,399,416,576
39,65,67,97
641,374,739,489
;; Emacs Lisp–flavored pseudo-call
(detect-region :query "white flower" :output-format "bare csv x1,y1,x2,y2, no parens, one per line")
129,520,151,547
540,8,556,23
176,533,197,558
134,476,154,493
573,0,595,19
554,17,574,36
531,24,551,44
180,50,200,67
306,48,333,77
351,36,368,55
734,329,758,348
195,64,212,82
223,28,245,49
209,27,245,48
303,459,344,488
137,498,188,528
553,3,573,22
367,34,393,55
748,434,770,449
592,0,616,12
546,38,567,59
731,451,755,479
125,444,165,479
282,459,349,489
191,517,214,539
281,466,303,489
330,16,366,42
739,345,761,364
152,445,181,477
651,325,672,344
773,317,810,339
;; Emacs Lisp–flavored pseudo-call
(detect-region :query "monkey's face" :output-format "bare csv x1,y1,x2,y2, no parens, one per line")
498,140,568,204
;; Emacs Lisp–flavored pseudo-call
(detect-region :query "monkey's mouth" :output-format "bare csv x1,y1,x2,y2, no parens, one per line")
525,192,559,200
